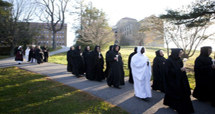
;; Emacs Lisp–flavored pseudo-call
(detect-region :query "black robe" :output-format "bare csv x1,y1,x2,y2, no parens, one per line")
193,46,215,104
86,46,104,81
163,48,194,114
42,47,49,62
35,48,44,64
72,45,84,76
29,48,36,62
152,50,166,92
128,47,137,84
82,47,90,73
15,49,23,61
67,49,73,72
107,45,125,87
104,45,113,78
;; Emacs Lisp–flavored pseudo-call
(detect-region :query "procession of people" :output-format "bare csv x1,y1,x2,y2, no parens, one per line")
14,44,215,113
15,45,49,65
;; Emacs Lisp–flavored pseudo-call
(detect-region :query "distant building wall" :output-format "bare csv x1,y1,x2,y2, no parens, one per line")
114,16,164,47
29,22,67,47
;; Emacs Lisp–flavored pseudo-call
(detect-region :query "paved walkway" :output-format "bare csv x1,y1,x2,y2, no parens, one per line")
0,47,215,114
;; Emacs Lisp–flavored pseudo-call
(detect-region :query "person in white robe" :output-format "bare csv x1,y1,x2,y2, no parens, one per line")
131,46,152,101
25,47,30,62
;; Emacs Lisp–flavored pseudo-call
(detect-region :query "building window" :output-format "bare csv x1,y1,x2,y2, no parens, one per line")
47,36,49,39
47,41,49,45
62,31,64,34
57,36,58,39
51,36,53,39
62,41,64,45
62,36,64,39
51,41,53,44
47,31,49,33
59,36,61,39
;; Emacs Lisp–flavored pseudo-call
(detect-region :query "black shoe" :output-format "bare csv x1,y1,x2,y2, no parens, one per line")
76,75,80,78
114,86,121,89
142,98,150,101
18,63,21,65
108,84,112,87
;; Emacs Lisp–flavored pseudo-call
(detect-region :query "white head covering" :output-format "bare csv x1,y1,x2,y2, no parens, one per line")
131,46,151,80
18,46,22,49
32,45,35,47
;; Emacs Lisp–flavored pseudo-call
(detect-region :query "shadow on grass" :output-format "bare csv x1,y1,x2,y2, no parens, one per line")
0,67,128,114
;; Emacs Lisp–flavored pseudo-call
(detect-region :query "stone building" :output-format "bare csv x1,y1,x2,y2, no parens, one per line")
115,17,140,45
114,16,164,47
30,22,67,47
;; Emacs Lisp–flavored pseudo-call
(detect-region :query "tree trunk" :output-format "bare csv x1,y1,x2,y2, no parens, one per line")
52,32,56,49
166,42,170,56
10,45,15,57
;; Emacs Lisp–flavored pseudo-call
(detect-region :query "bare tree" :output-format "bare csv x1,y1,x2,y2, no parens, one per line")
164,21,215,58
78,16,114,47
1,0,37,56
75,2,114,47
36,0,69,49
138,15,170,54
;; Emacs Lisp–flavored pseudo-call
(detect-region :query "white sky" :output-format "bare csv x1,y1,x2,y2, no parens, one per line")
67,0,195,46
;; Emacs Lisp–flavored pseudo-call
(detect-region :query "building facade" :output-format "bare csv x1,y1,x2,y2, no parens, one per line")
30,22,67,47
114,16,164,47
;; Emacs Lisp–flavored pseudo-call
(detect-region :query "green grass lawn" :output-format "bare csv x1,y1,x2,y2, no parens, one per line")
0,67,129,114
49,46,215,90
0,55,10,60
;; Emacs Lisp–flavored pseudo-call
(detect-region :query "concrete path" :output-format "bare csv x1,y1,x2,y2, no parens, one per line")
1,47,215,114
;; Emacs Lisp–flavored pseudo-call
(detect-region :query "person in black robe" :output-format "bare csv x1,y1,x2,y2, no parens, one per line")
163,48,194,114
86,45,104,81
193,46,215,107
15,46,24,64
128,47,137,84
107,44,125,89
152,49,166,92
72,45,84,77
29,45,36,63
82,46,90,74
35,46,44,64
67,46,74,72
104,45,113,78
42,45,49,62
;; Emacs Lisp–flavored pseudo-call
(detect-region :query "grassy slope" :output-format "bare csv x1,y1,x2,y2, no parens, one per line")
0,67,129,114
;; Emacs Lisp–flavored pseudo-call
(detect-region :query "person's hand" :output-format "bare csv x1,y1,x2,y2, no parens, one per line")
181,67,186,72
212,65,215,69
114,57,118,61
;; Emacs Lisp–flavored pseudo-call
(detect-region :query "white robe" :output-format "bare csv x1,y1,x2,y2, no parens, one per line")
25,48,30,61
131,46,152,99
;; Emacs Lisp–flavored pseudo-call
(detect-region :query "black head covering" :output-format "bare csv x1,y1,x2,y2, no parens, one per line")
141,46,145,53
84,46,89,51
109,45,113,51
134,47,137,53
170,48,183,60
155,49,162,57
94,45,100,52
113,44,120,52
200,46,212,57
75,45,80,51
